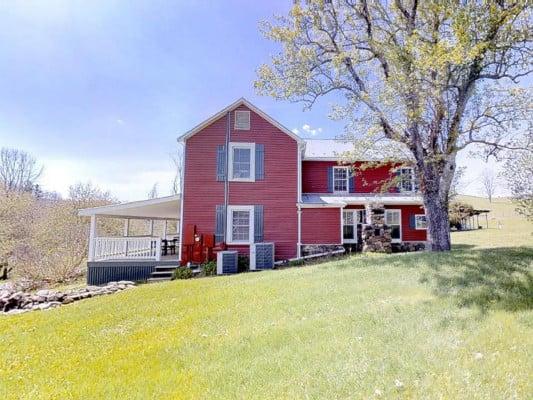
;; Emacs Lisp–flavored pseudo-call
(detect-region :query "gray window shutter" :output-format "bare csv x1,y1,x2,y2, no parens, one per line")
216,145,226,181
215,205,225,242
254,205,264,243
255,144,264,180
349,172,355,193
409,215,416,229
327,166,333,192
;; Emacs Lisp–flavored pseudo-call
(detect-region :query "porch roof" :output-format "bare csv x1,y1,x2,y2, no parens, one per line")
78,195,180,220
299,193,424,208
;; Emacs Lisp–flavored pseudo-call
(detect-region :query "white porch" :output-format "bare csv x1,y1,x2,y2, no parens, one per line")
78,195,181,262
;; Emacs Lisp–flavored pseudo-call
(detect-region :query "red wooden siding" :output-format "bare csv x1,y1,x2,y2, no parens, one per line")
301,208,341,244
181,105,299,260
385,204,427,241
302,161,396,193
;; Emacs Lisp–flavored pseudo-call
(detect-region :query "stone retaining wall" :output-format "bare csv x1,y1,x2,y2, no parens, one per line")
1,281,135,315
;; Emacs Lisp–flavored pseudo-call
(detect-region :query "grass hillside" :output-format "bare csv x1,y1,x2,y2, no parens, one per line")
454,195,532,248
1,198,531,399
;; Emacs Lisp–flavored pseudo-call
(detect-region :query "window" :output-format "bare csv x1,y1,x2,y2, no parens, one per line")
385,209,401,242
415,214,427,230
227,205,254,244
397,167,417,193
235,110,250,130
343,211,355,242
229,142,255,182
343,210,366,243
333,166,349,193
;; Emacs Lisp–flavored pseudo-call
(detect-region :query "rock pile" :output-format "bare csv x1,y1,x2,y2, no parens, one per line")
0,281,135,315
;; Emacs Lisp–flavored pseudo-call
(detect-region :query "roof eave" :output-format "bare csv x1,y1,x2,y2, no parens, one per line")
177,98,304,144
78,195,181,217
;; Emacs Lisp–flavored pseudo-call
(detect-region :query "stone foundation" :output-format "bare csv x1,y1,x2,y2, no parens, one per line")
362,203,392,253
301,244,345,257
392,242,427,252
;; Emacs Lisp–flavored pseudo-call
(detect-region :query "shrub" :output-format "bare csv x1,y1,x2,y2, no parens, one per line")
202,261,216,276
238,255,249,272
173,267,193,280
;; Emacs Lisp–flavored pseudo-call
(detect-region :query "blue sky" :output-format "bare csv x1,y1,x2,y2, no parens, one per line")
0,0,499,200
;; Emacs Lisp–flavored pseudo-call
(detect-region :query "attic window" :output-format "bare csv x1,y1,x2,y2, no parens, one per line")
235,110,250,130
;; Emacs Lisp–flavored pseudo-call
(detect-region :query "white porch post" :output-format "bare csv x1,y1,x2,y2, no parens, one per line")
88,215,97,262
148,220,154,236
163,220,168,240
339,207,343,244
296,207,302,258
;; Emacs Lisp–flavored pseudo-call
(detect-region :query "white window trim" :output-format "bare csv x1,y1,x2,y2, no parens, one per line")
333,166,350,194
342,209,365,244
397,167,416,193
226,205,254,245
234,110,251,130
414,214,427,230
385,209,402,243
228,142,255,182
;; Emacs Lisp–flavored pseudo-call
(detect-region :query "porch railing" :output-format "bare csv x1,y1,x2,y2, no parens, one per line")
93,237,161,261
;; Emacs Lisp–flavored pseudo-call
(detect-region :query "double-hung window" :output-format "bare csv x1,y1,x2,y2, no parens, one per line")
227,205,254,244
333,166,349,193
229,142,255,182
343,209,366,243
414,214,427,230
385,209,402,242
397,167,416,193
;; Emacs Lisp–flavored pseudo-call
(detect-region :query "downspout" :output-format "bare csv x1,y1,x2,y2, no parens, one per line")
296,142,303,258
224,111,231,242
177,141,186,263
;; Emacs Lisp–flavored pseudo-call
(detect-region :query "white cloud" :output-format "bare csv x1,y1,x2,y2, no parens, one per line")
292,128,300,134
300,124,322,136
116,119,125,125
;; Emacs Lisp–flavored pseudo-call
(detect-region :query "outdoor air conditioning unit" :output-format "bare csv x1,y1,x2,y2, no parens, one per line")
217,251,238,275
250,243,275,270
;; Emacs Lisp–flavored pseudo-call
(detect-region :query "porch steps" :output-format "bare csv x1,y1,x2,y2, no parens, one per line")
147,265,179,282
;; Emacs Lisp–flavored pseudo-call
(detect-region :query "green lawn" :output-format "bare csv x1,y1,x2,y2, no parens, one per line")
1,197,532,399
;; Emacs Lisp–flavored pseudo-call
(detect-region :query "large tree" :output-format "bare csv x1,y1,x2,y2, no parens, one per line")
256,0,532,250
0,147,43,193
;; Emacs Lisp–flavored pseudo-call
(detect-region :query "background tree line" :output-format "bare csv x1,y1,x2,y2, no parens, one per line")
0,146,183,288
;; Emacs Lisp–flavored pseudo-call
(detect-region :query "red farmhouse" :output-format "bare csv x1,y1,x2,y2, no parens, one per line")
178,98,427,262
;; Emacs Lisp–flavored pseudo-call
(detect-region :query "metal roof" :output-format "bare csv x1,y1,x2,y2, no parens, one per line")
303,139,411,161
300,193,424,207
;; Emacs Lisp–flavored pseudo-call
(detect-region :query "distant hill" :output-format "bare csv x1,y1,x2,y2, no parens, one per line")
456,195,519,220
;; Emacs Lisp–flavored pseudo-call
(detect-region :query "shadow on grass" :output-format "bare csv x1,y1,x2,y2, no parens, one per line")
333,246,533,312
423,246,533,312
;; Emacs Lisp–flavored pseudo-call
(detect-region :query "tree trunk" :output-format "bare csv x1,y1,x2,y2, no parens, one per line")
416,152,455,252
423,190,451,251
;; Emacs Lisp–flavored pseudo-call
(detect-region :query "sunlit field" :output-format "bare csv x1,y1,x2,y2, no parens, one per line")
1,196,531,399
